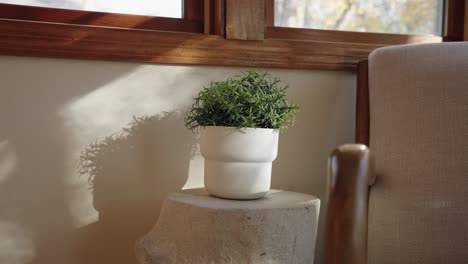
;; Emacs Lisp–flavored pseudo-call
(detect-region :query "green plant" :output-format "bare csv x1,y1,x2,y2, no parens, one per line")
185,70,299,131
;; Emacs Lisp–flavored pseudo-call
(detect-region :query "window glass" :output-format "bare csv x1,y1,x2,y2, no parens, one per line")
274,0,444,36
0,0,183,18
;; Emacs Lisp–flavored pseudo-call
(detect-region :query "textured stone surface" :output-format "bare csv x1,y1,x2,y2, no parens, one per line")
135,188,320,264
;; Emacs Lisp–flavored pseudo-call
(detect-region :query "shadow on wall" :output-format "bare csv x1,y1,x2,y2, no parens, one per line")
75,112,196,264
0,58,141,264
0,56,202,264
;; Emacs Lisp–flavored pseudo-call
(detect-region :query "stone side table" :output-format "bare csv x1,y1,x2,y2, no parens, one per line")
135,188,320,264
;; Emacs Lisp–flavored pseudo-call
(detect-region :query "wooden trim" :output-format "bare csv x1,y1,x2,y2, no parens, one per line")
267,27,442,45
212,0,226,36
0,1,204,33
444,0,466,41
265,0,274,27
226,0,265,40
0,0,452,70
183,0,204,22
204,0,211,34
464,0,468,40
205,0,225,35
0,19,379,70
325,144,375,264
356,60,370,146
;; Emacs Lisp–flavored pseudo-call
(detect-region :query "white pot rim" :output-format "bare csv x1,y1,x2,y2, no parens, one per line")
200,126,279,132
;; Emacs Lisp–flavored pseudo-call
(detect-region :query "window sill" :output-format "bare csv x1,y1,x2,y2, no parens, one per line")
0,19,442,71
266,26,442,46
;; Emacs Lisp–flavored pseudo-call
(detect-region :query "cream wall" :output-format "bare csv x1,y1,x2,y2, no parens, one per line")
0,55,356,264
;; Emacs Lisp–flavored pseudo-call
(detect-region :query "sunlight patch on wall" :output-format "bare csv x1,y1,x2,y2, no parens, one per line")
183,154,204,190
0,140,17,184
0,221,35,264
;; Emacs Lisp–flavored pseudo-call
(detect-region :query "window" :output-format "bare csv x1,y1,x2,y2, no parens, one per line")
0,0,464,70
0,0,203,32
274,0,445,36
0,0,182,18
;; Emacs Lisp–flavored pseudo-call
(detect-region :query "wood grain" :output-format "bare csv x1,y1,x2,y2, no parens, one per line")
212,0,225,36
226,0,265,40
0,19,379,70
205,0,225,35
204,0,211,34
356,60,370,146
265,0,274,27
267,26,442,45
0,0,452,70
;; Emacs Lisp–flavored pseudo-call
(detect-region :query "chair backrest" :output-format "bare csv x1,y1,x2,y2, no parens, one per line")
367,42,468,264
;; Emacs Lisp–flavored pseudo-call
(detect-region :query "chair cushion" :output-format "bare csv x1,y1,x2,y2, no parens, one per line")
367,42,468,264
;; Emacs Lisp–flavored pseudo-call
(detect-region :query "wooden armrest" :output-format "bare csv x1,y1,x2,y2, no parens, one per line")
324,144,375,264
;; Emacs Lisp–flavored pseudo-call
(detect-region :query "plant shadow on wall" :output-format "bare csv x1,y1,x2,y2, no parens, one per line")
75,111,196,264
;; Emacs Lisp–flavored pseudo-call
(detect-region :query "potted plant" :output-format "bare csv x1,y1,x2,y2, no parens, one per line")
185,70,299,199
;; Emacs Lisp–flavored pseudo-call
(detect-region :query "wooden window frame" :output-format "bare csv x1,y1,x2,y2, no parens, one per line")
0,0,465,71
444,0,467,41
265,0,451,39
0,1,204,33
265,0,462,44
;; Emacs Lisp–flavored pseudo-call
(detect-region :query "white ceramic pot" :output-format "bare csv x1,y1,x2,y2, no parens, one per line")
200,126,279,200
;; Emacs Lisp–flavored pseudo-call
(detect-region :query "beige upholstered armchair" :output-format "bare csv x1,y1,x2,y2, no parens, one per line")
324,42,468,264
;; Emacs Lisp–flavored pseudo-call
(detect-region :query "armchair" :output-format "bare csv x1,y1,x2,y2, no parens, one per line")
324,42,468,264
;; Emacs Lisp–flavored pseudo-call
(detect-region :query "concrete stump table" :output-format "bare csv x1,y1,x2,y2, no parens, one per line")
135,188,320,264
